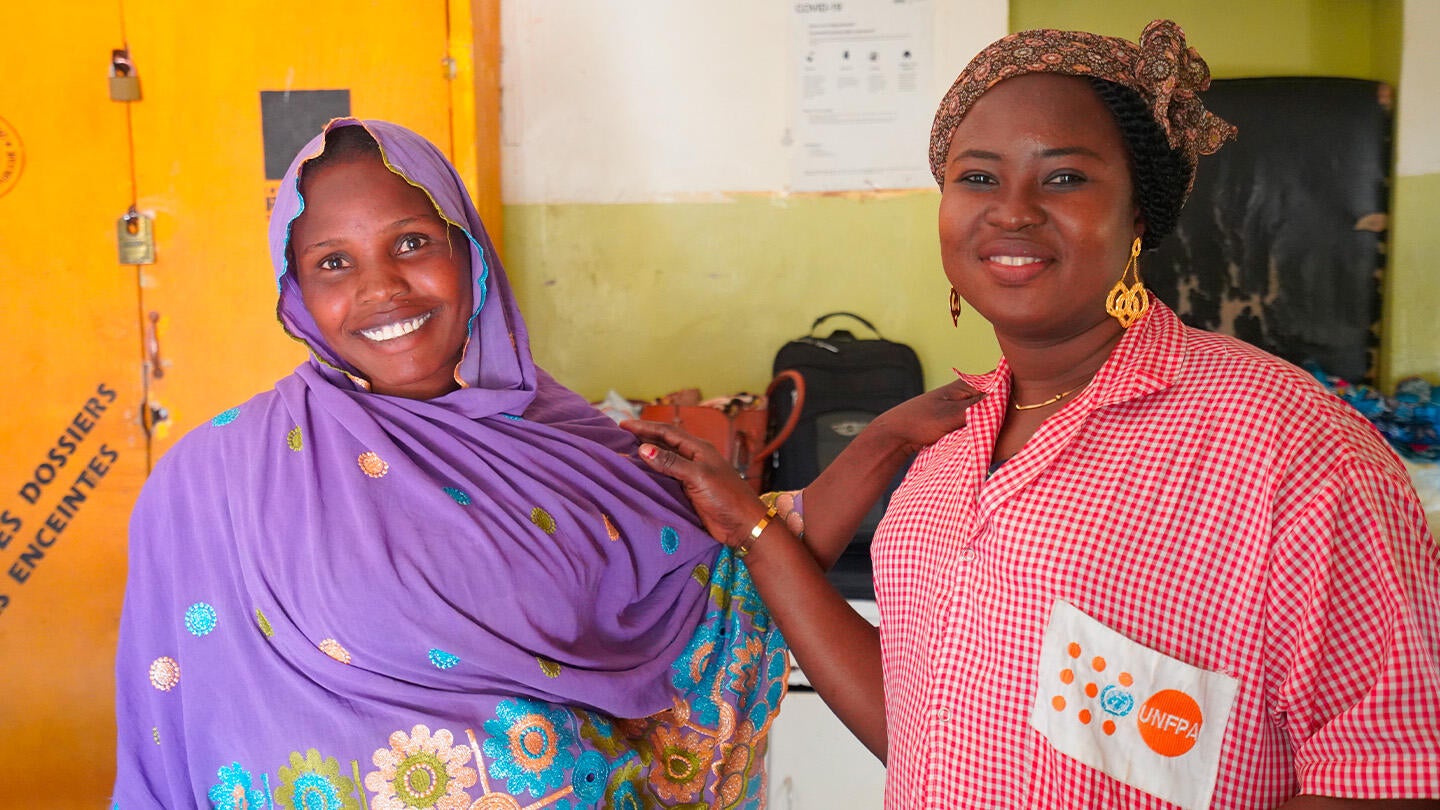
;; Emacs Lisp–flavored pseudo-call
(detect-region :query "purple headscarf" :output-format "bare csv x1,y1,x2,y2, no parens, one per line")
114,119,786,809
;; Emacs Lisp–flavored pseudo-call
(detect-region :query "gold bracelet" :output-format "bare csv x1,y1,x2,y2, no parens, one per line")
736,505,779,558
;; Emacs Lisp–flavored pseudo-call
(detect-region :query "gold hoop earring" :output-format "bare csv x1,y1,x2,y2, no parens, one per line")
949,288,962,327
1104,237,1148,328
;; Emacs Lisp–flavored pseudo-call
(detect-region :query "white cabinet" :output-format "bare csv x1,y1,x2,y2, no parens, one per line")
766,599,886,808
766,691,887,808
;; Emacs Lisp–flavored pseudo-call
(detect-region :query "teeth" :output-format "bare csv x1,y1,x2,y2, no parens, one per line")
360,312,431,342
989,255,1044,266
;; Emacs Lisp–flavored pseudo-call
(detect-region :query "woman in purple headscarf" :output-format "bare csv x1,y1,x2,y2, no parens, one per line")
112,119,786,809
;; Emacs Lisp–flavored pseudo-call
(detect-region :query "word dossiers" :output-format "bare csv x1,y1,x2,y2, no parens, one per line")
0,383,122,614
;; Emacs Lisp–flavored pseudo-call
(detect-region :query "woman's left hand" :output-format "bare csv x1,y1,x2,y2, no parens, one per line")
627,419,891,762
621,419,769,549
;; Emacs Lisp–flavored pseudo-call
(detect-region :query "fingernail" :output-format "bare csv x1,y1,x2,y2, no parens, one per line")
639,444,656,460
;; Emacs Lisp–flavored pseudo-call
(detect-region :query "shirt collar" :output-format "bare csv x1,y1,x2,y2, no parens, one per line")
958,298,1186,410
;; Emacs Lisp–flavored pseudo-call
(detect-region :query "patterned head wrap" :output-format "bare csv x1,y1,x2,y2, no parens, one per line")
929,19,1236,191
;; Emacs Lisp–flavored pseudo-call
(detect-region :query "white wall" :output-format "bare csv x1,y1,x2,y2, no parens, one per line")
1396,0,1439,177
500,0,1008,203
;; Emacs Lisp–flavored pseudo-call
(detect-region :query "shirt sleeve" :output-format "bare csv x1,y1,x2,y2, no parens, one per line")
1267,456,1440,799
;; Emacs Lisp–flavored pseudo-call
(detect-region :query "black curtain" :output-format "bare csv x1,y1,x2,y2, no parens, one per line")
1147,77,1391,383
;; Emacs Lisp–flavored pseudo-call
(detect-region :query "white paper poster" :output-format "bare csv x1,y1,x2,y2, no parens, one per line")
789,0,935,192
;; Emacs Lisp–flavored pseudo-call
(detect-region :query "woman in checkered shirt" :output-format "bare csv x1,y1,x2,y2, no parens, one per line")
627,19,1440,810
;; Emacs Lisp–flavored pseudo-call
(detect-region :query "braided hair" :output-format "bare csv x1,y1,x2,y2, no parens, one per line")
1088,78,1191,251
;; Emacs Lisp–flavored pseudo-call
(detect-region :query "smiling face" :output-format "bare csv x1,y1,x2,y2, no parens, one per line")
290,152,474,399
939,73,1142,345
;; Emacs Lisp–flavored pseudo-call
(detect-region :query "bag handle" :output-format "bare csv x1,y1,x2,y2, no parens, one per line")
755,369,806,461
809,311,884,339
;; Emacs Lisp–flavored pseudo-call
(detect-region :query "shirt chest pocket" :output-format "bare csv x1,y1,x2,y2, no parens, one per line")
1029,600,1240,810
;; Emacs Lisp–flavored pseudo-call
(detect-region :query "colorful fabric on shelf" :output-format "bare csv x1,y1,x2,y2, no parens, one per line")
1308,364,1440,461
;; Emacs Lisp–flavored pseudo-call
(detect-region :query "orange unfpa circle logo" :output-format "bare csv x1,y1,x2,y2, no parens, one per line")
1137,689,1203,757
0,116,25,197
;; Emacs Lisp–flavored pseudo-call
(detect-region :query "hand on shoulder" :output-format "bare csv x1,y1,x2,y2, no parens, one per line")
622,419,769,549
868,377,985,455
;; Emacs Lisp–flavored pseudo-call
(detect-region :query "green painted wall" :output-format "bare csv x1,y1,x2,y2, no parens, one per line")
505,194,997,401
504,0,1430,404
1387,173,1440,382
1012,0,1399,82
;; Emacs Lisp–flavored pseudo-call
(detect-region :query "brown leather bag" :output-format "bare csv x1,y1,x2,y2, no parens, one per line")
639,370,805,493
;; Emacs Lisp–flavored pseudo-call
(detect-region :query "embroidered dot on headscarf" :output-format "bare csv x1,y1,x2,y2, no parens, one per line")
602,514,621,542
149,656,181,691
184,602,218,637
502,413,524,422
254,608,275,638
428,648,461,670
691,563,711,586
530,506,557,535
538,656,562,678
210,407,240,427
443,486,472,505
357,451,389,478
660,526,680,555
286,426,303,451
318,638,352,664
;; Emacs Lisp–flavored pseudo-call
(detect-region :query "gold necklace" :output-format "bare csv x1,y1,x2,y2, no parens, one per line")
1012,381,1089,411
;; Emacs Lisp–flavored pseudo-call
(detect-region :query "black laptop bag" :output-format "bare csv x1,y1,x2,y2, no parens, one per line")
767,312,925,548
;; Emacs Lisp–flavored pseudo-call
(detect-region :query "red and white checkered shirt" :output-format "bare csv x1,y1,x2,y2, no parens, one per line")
873,302,1440,809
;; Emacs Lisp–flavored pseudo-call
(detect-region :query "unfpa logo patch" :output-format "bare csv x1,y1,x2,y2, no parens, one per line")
1033,600,1239,809
1048,640,1205,758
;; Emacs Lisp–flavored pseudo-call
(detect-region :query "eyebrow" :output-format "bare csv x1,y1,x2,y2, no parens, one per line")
950,145,1105,162
1040,146,1104,160
297,216,431,254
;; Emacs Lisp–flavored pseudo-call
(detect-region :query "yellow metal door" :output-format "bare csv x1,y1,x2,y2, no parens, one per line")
1,2,492,806
0,4,151,805
126,0,457,459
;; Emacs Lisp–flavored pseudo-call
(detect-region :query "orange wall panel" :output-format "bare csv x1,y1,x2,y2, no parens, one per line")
2,3,497,805
0,5,148,807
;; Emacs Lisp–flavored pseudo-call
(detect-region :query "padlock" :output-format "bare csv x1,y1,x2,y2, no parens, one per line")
109,74,142,102
118,210,156,265
109,48,142,102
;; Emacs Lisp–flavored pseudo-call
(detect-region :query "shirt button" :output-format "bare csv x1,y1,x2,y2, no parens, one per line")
958,547,977,562
935,706,952,722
